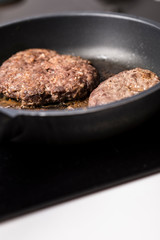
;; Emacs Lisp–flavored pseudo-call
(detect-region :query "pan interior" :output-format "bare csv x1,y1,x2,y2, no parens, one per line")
0,13,160,111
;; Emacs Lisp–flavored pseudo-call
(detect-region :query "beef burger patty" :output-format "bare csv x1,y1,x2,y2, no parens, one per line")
88,68,159,107
0,48,99,108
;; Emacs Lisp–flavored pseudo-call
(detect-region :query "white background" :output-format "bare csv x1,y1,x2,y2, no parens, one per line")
0,173,160,240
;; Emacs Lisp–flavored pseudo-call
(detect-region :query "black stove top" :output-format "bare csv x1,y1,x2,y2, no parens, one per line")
0,0,160,222
0,110,160,222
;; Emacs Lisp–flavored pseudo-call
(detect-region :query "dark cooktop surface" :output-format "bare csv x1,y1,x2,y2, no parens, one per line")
0,110,160,222
0,0,160,222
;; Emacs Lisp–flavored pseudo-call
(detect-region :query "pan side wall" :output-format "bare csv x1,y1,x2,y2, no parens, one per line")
0,15,160,75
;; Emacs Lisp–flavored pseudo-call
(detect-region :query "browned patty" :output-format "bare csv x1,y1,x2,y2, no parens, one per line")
0,48,99,108
88,68,159,107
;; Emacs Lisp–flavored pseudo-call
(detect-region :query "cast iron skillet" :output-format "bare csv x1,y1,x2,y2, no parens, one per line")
0,12,160,143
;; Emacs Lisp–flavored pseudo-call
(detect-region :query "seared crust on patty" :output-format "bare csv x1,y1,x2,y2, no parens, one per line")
0,48,99,107
88,68,159,107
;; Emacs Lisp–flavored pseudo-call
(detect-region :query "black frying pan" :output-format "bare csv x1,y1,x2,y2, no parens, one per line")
0,12,160,143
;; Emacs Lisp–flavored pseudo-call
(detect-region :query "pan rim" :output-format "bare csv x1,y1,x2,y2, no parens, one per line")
0,11,160,30
0,12,160,118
